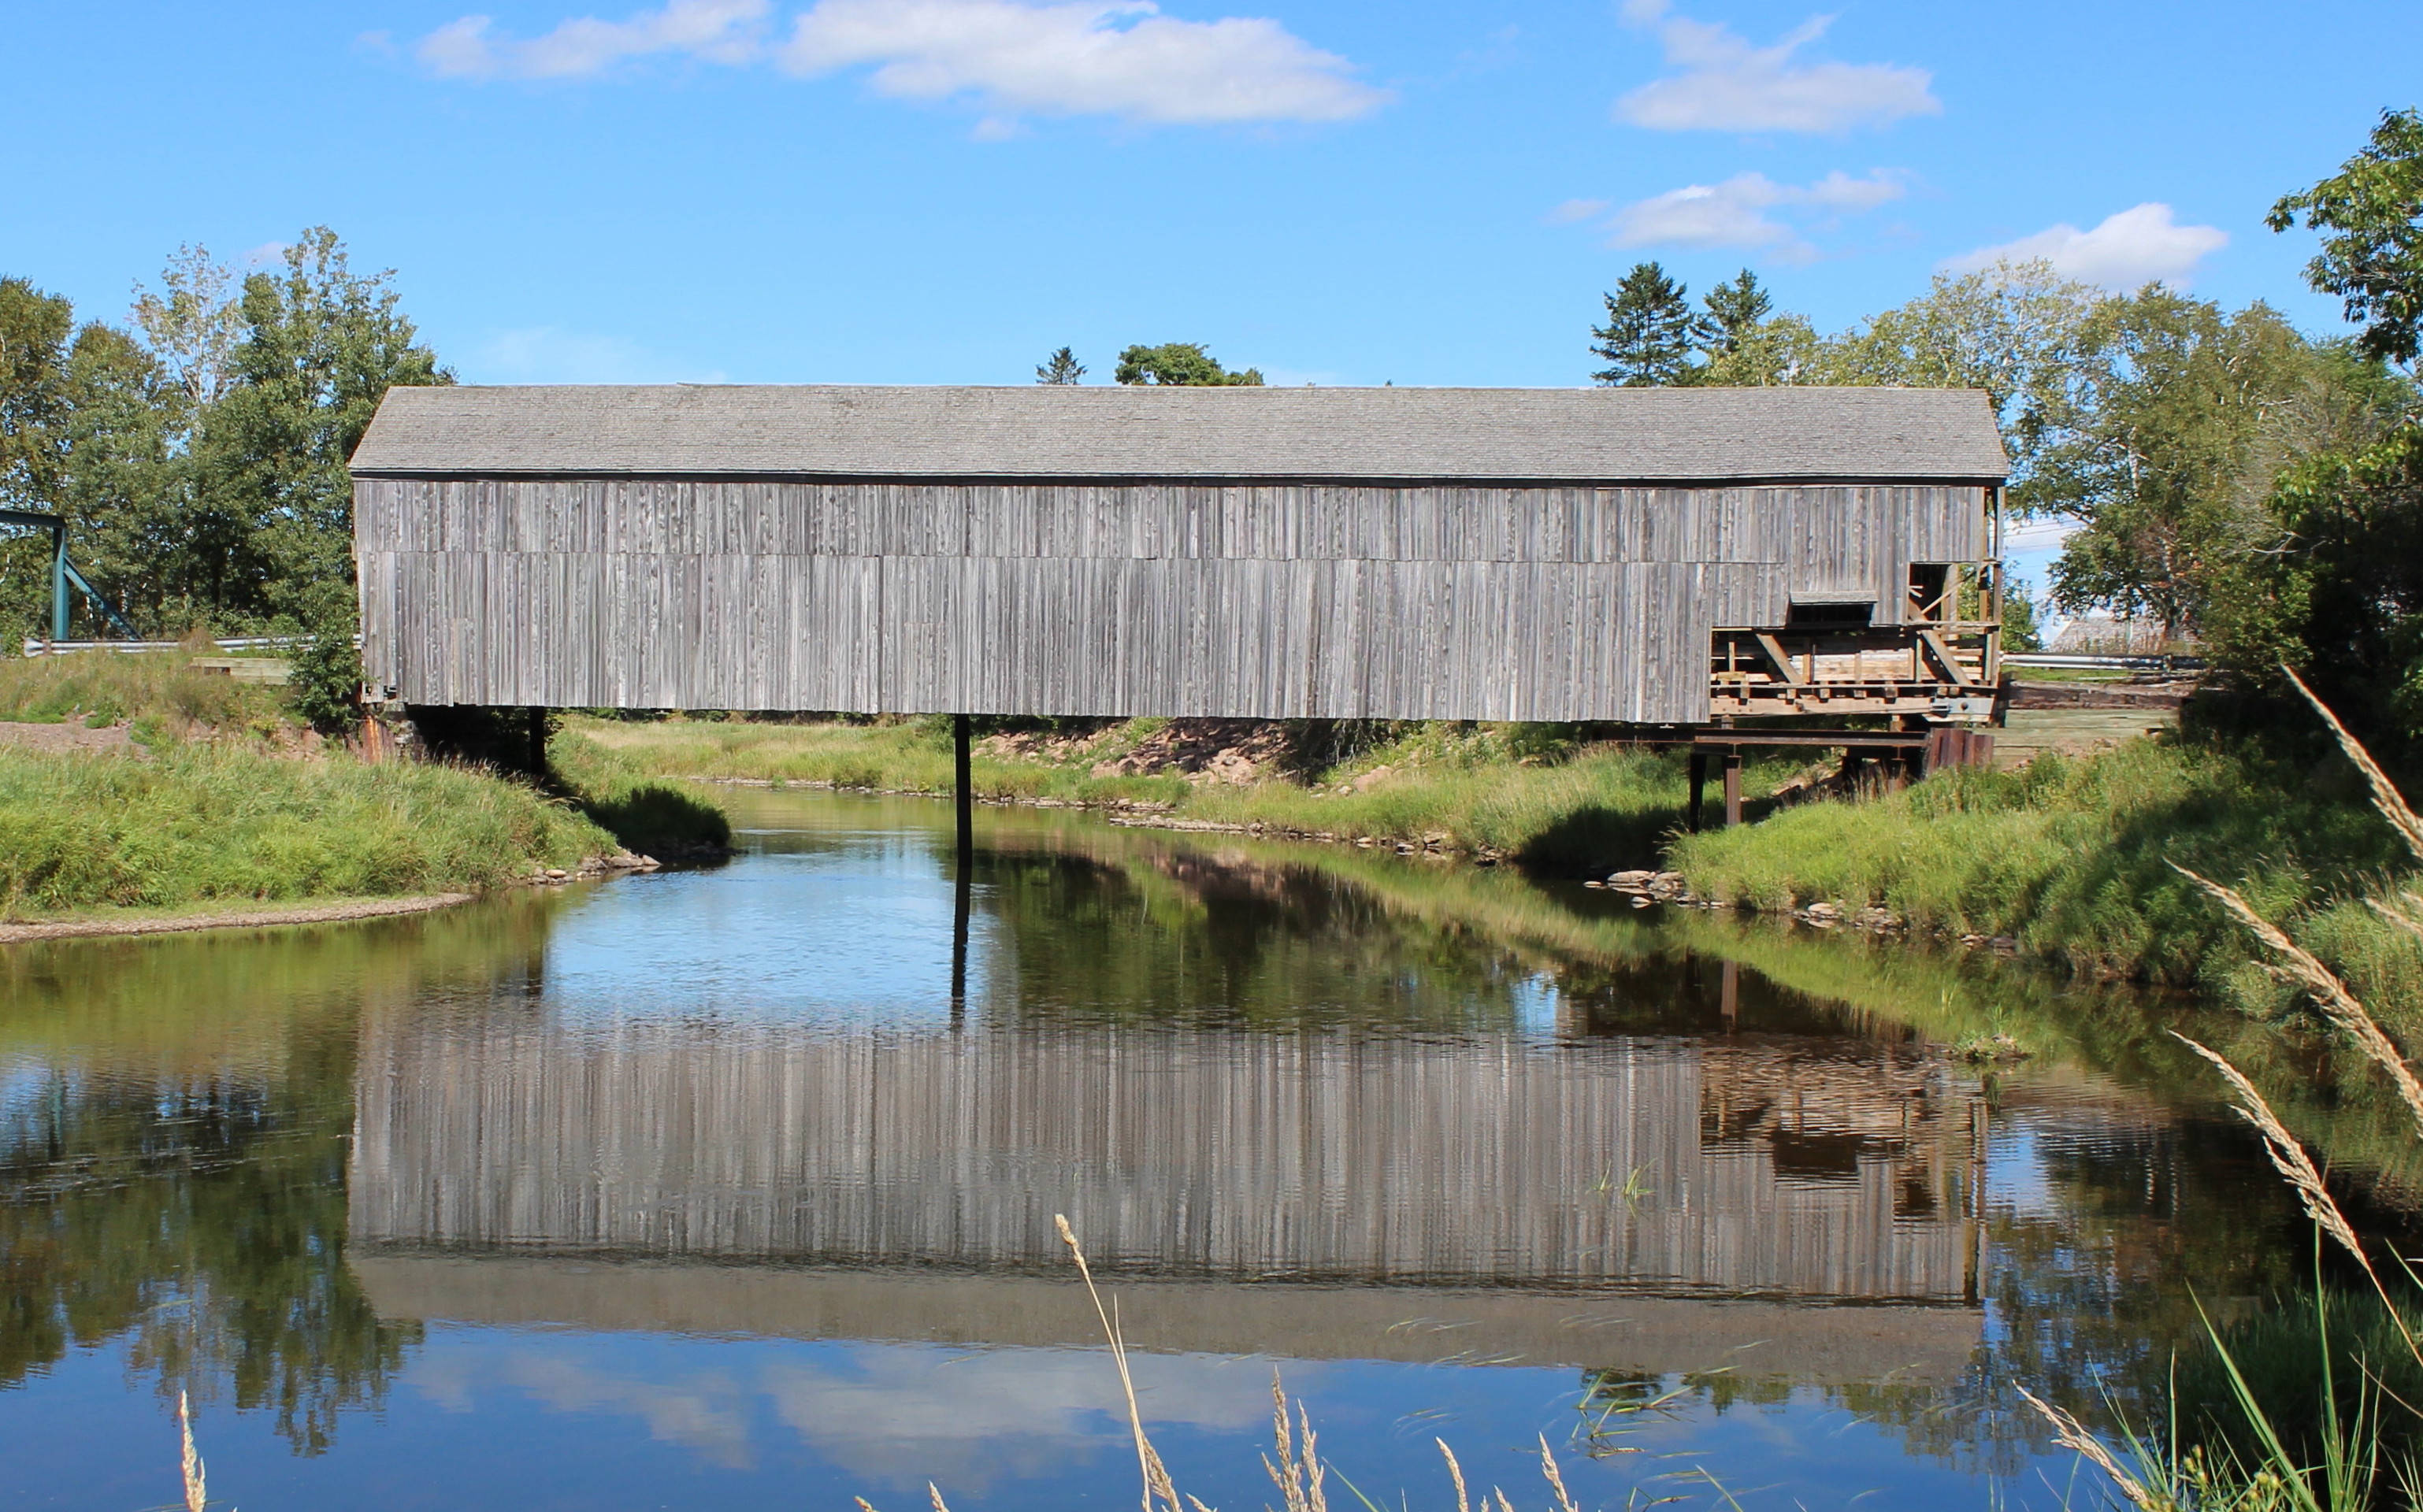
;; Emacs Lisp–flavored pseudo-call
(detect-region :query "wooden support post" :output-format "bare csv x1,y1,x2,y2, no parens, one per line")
1722,751,1742,828
1687,751,1707,832
1720,959,1738,1028
953,713,973,865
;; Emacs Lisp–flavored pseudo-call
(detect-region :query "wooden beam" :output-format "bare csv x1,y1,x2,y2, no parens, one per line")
1693,731,1928,749
1753,633,1806,684
1687,752,1707,832
1723,753,1742,828
1917,630,1970,686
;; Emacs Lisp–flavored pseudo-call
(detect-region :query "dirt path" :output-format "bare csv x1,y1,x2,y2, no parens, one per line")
0,720,135,754
0,893,475,944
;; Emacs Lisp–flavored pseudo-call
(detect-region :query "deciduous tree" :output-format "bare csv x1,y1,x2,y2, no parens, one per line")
191,228,449,624
2269,107,2423,367
1113,343,1262,386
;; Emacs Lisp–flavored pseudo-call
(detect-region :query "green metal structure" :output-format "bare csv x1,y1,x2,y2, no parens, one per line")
0,510,138,644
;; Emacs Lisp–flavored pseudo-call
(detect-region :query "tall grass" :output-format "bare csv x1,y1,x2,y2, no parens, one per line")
2032,674,2423,1511
544,730,732,854
1669,735,2423,1003
0,648,288,734
0,744,614,914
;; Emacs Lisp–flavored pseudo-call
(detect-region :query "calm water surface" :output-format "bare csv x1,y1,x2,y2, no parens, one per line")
0,790,2380,1510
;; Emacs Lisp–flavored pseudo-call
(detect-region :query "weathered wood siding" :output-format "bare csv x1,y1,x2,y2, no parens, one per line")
354,477,1985,720
350,1017,1981,1300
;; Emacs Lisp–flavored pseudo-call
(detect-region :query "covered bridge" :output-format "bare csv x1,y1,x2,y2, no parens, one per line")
348,384,2009,726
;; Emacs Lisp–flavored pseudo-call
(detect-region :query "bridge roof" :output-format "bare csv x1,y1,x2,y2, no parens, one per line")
351,383,2009,485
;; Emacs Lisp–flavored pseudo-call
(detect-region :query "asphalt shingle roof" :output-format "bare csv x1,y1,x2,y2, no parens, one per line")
351,383,2010,484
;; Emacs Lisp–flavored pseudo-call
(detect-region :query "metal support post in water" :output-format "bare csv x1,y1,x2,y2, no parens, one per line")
1722,751,1743,828
1686,751,1707,832
953,715,973,862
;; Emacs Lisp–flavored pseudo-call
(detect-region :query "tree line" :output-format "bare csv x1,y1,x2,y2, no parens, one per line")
0,229,445,646
2,111,2415,742
1588,108,2423,742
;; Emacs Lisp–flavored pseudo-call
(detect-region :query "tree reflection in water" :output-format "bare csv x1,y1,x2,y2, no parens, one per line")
0,795,2408,1487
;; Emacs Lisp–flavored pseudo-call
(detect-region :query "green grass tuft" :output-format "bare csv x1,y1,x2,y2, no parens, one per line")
1668,736,2423,1003
0,745,615,915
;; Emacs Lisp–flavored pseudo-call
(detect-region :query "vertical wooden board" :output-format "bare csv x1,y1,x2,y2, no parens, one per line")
796,554,837,711
1118,556,1170,713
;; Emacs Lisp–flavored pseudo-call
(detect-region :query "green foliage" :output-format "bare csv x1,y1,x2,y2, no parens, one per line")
544,730,733,854
286,611,364,734
0,744,614,914
2035,291,2369,637
1700,268,1772,358
2001,580,2044,652
0,231,443,647
1810,261,2104,499
1590,261,1705,387
191,229,449,624
570,714,1820,873
2270,107,2423,367
1669,736,2423,999
1113,342,1263,386
2216,422,2423,743
0,279,184,638
0,649,283,730
1035,346,1085,384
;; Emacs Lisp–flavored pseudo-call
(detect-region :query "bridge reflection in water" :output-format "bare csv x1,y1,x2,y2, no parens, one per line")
351,1001,1990,1384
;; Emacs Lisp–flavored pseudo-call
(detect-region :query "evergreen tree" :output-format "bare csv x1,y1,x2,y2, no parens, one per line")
1701,269,1773,358
1590,262,1706,386
1035,346,1085,384
1113,343,1263,386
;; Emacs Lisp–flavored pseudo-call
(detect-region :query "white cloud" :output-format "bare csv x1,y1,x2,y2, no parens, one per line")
469,327,730,384
416,0,770,79
764,1346,1296,1489
1942,203,2228,290
1597,169,1906,261
406,0,1386,126
777,0,1386,124
1615,0,1939,135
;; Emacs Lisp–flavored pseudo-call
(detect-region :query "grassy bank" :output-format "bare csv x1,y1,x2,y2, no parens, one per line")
568,715,1800,872
1668,734,2423,1013
0,743,615,915
577,711,2423,1012
0,643,291,739
0,654,730,920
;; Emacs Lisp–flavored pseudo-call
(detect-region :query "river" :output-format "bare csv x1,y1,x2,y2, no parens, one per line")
0,788,2389,1510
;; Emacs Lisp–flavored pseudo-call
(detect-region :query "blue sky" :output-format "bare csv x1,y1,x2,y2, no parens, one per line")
4,0,2414,390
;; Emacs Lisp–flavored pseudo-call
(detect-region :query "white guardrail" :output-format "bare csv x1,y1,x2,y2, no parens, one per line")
22,636,360,657
2002,652,2206,672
